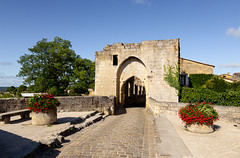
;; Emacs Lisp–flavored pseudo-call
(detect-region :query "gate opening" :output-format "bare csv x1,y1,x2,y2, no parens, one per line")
121,76,146,107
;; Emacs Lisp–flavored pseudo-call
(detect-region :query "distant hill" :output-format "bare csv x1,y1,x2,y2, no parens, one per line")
0,87,8,92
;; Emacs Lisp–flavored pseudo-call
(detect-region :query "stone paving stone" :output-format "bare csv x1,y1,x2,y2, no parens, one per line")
37,107,159,158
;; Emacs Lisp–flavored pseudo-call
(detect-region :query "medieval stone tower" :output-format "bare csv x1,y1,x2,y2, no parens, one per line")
95,39,180,108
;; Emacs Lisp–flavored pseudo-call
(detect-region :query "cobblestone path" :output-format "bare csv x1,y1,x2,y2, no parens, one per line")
38,107,160,158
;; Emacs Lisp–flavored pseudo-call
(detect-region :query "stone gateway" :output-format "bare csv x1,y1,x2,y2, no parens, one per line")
95,39,180,108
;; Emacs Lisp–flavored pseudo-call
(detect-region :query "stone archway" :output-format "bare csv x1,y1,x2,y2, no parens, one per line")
116,56,148,107
121,76,146,107
95,39,180,111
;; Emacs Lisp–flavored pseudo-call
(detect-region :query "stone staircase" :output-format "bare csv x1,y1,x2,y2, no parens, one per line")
39,111,107,148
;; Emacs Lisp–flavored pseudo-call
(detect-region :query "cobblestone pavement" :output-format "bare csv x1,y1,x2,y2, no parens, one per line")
38,107,160,158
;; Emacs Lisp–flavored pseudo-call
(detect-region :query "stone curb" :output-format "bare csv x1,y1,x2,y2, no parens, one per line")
28,111,106,157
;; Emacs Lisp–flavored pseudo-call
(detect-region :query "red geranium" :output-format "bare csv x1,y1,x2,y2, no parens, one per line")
178,102,219,125
26,94,60,113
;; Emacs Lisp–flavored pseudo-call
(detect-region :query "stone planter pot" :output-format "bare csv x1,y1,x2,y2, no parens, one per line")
187,123,214,134
31,109,57,126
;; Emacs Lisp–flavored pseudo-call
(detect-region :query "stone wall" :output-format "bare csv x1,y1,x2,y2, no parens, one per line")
56,96,115,115
0,96,115,115
95,39,180,107
0,98,27,113
180,58,214,74
233,73,240,81
148,97,240,123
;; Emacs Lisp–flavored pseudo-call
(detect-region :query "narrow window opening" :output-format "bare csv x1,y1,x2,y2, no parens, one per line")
113,55,118,66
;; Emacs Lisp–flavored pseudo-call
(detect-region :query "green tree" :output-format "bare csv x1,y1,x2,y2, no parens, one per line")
70,56,95,95
17,85,27,92
6,86,16,94
17,37,76,95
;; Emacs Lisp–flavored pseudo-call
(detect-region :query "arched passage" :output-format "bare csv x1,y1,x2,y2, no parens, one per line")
116,56,148,107
121,76,146,107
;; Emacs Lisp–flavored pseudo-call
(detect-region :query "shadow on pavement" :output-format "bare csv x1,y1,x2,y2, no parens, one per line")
55,117,83,124
0,129,40,158
114,107,127,115
10,118,31,124
213,124,221,131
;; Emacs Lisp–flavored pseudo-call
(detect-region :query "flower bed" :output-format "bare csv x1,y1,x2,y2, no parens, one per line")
178,102,219,133
26,94,60,113
26,94,60,125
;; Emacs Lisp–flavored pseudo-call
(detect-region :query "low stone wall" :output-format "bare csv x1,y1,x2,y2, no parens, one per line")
148,97,240,123
56,96,115,115
0,98,27,113
0,96,116,115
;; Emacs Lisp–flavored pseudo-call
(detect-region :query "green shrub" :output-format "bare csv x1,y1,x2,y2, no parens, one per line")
229,81,240,91
0,93,15,98
180,87,240,106
204,76,229,92
189,74,214,88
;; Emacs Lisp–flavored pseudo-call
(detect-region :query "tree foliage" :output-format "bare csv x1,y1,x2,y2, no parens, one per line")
6,86,16,93
17,85,27,92
70,57,95,95
17,37,95,95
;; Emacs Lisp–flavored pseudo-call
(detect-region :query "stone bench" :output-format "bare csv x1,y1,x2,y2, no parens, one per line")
0,109,31,124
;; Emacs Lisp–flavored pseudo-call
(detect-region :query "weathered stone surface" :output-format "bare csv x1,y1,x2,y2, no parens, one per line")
32,109,57,126
95,39,180,108
148,97,240,123
56,96,115,114
40,135,62,148
0,96,115,114
187,123,214,134
37,108,160,158
0,98,27,113
180,58,214,74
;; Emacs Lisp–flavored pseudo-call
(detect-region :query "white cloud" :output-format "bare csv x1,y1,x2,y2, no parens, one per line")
132,0,150,5
0,74,23,87
226,27,240,38
0,61,12,66
133,0,145,4
219,63,240,68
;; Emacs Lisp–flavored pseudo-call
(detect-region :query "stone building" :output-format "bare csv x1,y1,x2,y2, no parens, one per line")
180,58,215,86
219,72,240,83
94,39,215,108
233,73,240,82
95,39,180,108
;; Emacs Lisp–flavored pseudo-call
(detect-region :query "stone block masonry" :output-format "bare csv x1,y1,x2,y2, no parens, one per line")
95,39,180,108
148,97,240,123
56,96,115,115
0,96,115,115
0,98,27,113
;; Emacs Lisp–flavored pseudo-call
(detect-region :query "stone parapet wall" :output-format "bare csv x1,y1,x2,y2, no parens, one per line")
148,97,240,123
56,96,115,115
0,98,27,113
0,96,116,115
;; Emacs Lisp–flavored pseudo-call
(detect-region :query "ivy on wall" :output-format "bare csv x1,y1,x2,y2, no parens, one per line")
164,63,181,96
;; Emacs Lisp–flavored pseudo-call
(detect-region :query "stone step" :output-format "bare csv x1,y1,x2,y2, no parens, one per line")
39,112,106,148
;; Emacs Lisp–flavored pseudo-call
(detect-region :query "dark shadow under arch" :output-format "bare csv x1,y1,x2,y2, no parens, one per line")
120,76,146,107
116,56,148,107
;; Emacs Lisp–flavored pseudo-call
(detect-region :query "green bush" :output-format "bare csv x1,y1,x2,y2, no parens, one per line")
180,87,240,106
0,93,15,98
229,81,240,91
204,76,229,92
189,74,214,88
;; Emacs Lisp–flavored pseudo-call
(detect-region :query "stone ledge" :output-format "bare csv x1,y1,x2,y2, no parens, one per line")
39,111,105,148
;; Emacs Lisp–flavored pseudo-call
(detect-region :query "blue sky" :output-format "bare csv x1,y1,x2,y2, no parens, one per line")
0,0,240,87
